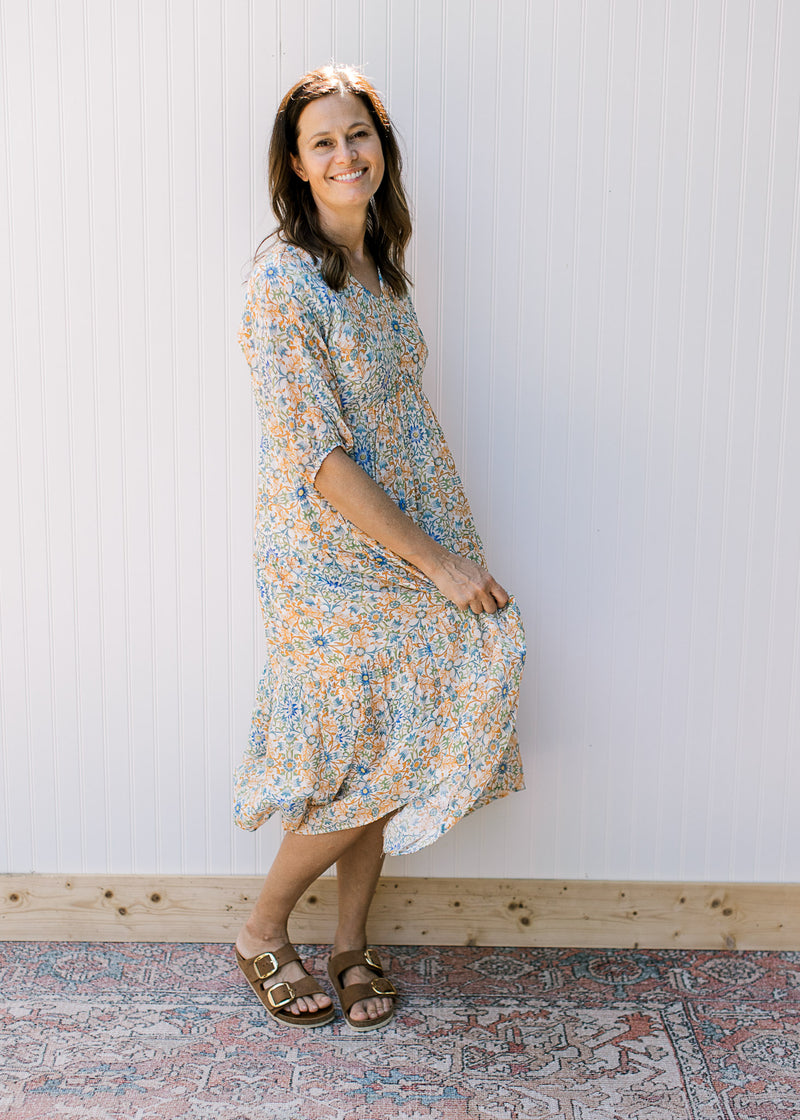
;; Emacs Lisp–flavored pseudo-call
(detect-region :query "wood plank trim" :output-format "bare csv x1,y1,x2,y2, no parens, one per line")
1,875,798,949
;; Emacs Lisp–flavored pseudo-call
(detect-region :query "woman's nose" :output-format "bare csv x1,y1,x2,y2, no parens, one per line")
335,138,357,162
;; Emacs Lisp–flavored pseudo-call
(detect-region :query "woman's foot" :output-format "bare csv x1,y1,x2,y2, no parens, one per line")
330,941,396,1024
235,924,332,1017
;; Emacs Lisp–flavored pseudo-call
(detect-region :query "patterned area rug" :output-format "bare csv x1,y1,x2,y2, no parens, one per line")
2,943,799,1119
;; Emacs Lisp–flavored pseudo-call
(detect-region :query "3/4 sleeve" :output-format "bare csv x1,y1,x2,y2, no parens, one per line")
239,257,354,486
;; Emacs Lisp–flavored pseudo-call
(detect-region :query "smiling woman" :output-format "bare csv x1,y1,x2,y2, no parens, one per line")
264,66,411,296
233,65,526,1033
288,95,385,295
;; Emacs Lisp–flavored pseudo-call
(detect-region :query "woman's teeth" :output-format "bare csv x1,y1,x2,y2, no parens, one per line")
332,169,366,182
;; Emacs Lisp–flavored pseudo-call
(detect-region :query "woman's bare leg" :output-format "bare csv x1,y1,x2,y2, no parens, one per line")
236,823,369,1016
333,813,395,1023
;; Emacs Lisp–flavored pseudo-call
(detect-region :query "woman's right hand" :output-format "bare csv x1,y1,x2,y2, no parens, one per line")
426,550,509,615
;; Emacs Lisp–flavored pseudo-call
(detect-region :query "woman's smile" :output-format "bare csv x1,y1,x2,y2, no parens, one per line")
330,168,368,183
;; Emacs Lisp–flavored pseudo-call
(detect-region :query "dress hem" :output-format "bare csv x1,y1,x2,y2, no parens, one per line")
236,774,527,856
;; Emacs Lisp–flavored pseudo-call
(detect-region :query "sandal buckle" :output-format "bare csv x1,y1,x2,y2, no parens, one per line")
370,978,397,997
265,981,296,1009
364,949,382,970
252,951,280,980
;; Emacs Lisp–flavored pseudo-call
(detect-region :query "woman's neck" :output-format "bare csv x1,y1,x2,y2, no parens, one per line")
317,203,380,295
317,203,369,261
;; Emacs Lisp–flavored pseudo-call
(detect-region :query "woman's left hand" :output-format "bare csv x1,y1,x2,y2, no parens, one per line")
423,550,509,614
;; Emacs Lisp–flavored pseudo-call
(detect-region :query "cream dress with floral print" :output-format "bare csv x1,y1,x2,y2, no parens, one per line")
235,240,525,855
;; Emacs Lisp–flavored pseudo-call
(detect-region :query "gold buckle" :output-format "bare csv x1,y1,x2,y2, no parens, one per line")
252,951,280,980
370,978,397,997
364,949,382,970
265,981,296,1009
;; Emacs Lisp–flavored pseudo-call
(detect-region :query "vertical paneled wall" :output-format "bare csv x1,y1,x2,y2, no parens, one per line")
2,0,799,881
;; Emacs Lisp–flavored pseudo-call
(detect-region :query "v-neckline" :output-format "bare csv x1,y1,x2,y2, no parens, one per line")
349,269,383,299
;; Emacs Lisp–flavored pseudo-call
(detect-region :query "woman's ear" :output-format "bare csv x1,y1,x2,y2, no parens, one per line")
290,154,309,182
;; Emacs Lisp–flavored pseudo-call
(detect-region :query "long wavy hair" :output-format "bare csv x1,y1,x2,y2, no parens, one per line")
258,65,412,296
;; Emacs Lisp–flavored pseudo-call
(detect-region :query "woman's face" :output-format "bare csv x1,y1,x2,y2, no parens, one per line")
290,92,385,223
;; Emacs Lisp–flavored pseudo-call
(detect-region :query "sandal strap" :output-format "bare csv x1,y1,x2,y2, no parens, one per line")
263,973,327,1007
235,943,301,985
339,977,398,1014
329,948,384,979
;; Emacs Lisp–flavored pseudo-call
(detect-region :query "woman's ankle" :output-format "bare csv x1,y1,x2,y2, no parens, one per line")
333,929,368,953
239,918,290,947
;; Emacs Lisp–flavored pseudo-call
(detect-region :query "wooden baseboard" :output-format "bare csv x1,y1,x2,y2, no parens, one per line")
1,874,797,949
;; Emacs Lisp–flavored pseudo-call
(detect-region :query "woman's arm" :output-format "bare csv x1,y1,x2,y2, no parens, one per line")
314,447,509,614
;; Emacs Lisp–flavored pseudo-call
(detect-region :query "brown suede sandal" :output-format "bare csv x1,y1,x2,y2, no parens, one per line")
327,948,397,1032
235,944,334,1028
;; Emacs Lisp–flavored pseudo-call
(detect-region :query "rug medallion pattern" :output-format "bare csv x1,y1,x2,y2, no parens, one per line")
2,944,798,1118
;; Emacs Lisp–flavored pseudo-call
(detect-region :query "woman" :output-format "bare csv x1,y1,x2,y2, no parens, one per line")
235,65,525,1032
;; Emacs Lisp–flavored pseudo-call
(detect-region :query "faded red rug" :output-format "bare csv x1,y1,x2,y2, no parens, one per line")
2,943,798,1118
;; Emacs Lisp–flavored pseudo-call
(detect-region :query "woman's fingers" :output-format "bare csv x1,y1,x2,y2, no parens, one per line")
489,578,509,609
469,586,495,614
469,583,509,615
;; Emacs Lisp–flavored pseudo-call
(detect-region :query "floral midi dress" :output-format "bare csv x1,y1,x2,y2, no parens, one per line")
235,240,525,856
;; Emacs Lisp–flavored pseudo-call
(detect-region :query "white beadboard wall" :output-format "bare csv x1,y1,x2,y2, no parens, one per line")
2,0,799,883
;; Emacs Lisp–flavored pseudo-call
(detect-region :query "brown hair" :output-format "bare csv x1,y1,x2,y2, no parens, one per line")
258,65,412,296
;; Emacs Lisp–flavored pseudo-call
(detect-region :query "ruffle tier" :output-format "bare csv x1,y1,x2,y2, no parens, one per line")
233,599,526,856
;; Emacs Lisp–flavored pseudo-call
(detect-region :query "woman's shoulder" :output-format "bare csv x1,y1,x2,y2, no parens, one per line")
250,238,331,305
